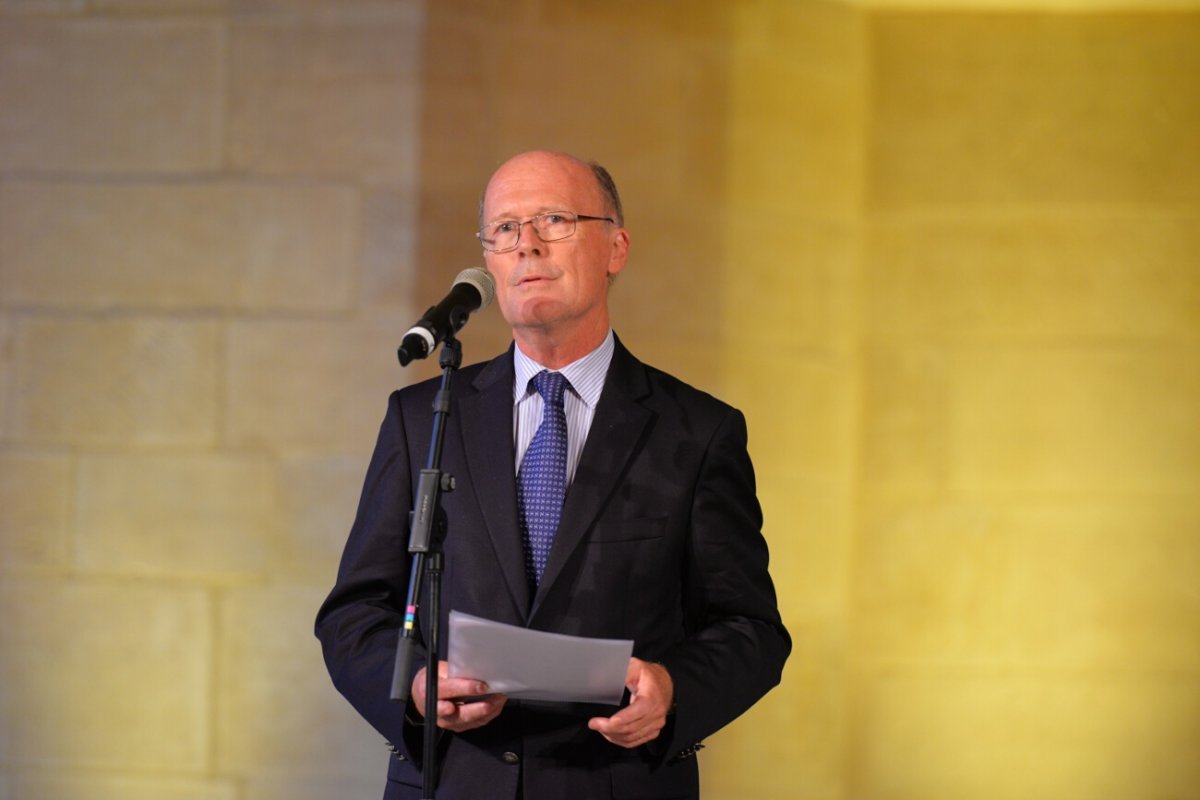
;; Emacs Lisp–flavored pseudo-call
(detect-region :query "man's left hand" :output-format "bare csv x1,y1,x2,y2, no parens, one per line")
587,657,674,749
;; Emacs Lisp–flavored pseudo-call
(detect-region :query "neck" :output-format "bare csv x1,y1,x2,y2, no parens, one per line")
513,318,609,370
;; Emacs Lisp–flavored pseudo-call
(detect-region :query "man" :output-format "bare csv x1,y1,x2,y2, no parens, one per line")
316,150,790,799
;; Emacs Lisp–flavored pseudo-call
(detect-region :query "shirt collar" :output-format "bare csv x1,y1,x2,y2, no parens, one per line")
513,329,614,410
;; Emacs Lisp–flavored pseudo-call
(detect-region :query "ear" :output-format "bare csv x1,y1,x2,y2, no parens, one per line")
606,227,630,279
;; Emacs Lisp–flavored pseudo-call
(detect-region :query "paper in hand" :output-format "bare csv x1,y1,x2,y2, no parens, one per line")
447,610,633,705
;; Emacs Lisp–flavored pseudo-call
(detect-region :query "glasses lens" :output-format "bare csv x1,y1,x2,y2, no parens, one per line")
480,220,519,252
532,212,577,242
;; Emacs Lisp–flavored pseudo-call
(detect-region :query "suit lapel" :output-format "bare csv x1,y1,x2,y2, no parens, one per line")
457,348,531,618
531,341,653,619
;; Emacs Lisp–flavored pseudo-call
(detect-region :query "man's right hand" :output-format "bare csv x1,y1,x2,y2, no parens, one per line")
411,660,507,733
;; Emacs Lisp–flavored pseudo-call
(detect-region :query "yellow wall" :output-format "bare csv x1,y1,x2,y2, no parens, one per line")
0,2,1196,799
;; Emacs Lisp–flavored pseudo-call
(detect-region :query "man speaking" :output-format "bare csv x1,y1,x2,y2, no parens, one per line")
316,150,790,799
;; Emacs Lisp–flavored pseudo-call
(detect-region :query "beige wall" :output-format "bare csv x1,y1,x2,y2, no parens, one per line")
1,2,1197,799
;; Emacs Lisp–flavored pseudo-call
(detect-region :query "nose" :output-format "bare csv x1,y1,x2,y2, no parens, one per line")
515,219,545,256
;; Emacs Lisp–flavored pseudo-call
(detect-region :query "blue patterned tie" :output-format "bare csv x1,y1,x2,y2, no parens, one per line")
518,370,569,587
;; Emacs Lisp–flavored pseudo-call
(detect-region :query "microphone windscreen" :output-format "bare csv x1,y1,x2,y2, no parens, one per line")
453,267,496,310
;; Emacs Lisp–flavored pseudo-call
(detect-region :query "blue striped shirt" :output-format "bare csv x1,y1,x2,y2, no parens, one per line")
513,329,615,484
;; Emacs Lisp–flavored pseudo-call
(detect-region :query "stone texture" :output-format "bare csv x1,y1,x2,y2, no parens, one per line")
948,347,1200,495
216,585,383,777
224,313,408,453
0,451,72,569
93,0,227,10
851,672,1200,800
0,314,12,441
866,211,1200,344
0,0,86,13
0,18,223,173
728,0,866,215
0,181,359,312
0,577,210,769
757,483,853,620
719,215,861,354
720,353,857,487
360,186,419,309
13,774,236,800
228,5,423,180
853,500,1200,669
277,454,368,581
76,454,276,580
859,348,949,497
9,316,220,447
868,12,1200,208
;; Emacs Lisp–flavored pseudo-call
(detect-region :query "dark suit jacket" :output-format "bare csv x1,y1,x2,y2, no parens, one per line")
316,337,790,799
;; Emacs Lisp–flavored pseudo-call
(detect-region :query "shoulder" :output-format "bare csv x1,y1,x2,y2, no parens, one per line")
390,350,508,408
613,340,744,433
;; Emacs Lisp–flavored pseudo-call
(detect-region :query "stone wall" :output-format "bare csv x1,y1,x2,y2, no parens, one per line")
1,2,1197,799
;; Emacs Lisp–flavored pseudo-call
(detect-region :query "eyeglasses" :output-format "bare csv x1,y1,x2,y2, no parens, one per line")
477,211,614,253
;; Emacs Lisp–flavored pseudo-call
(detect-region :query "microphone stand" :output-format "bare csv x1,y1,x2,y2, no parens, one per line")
389,328,464,800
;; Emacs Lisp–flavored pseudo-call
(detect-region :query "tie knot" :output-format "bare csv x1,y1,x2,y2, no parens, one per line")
532,370,568,408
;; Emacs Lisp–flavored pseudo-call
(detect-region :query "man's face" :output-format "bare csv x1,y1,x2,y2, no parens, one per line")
480,152,628,338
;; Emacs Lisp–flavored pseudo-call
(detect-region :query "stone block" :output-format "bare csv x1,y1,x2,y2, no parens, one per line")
224,313,410,453
859,348,948,498
228,5,423,180
360,187,419,309
76,454,276,580
0,18,222,173
853,500,1200,670
607,197,726,352
276,454,365,581
92,0,226,10
719,215,860,354
9,316,219,447
719,351,857,487
0,314,12,441
13,774,236,800
0,181,358,313
757,482,852,622
868,13,1200,208
703,605,852,800
851,671,1200,800
0,577,210,769
704,668,845,799
728,2,866,215
0,451,72,569
0,1,85,14
948,347,1200,495
866,211,1200,344
215,585,383,778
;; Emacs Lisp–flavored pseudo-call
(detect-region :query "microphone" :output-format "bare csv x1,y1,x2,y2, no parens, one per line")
397,267,496,366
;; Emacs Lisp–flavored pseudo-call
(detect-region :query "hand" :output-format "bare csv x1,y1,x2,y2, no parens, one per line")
411,660,507,733
587,657,674,749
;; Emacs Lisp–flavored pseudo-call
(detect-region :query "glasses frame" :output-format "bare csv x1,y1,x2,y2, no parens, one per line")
476,211,615,253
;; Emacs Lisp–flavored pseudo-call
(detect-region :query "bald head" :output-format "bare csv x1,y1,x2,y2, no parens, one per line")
479,150,623,228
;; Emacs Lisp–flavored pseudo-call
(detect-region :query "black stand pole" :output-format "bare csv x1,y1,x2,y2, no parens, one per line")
389,330,463,800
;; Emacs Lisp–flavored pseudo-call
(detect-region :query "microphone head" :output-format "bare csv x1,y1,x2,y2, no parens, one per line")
453,267,496,310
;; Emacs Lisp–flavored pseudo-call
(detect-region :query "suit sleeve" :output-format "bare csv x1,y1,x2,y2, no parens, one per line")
314,391,429,763
656,406,791,760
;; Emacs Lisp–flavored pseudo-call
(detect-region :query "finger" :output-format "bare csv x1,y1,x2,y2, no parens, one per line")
438,693,507,732
437,677,491,700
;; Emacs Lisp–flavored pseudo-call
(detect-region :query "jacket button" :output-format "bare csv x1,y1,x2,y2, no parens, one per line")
501,751,520,765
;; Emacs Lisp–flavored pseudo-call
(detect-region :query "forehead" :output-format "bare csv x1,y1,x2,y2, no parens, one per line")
482,154,601,222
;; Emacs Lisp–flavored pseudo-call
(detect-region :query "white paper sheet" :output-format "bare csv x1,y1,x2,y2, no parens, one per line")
447,610,633,705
